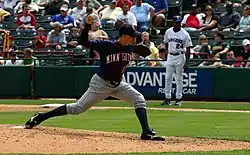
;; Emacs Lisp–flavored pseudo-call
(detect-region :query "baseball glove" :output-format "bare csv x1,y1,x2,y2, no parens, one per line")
133,44,151,57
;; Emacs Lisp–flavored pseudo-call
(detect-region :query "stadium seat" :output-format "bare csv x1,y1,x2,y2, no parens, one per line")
151,36,164,46
205,31,217,39
189,31,204,39
38,23,52,30
106,30,119,40
22,31,37,40
3,16,17,23
221,31,234,39
9,31,22,39
14,40,33,49
233,32,250,39
36,15,52,23
0,23,17,31
50,53,72,66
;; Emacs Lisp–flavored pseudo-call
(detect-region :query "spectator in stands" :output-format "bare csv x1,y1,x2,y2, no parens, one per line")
67,27,80,48
69,0,86,27
1,0,19,11
181,4,201,31
34,0,48,10
45,22,67,49
116,0,132,9
16,4,37,32
144,0,168,28
242,0,250,6
140,31,159,65
99,0,122,29
242,39,250,68
21,48,39,66
14,0,39,14
0,8,11,22
34,27,47,49
216,1,241,31
211,32,229,58
130,0,155,32
88,21,108,40
44,0,69,16
198,52,230,68
4,52,22,66
198,5,218,31
115,3,137,29
50,4,75,32
222,50,243,67
80,7,101,29
192,34,211,59
84,0,103,14
234,6,250,32
155,45,166,66
2,36,17,58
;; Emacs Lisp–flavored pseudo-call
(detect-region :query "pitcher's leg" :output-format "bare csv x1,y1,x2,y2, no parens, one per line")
111,82,165,141
24,74,112,129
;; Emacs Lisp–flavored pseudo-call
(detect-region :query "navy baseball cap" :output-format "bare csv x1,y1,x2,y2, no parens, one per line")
119,24,141,37
172,16,182,23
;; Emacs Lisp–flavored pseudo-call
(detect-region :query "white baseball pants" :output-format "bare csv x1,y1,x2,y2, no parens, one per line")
165,53,186,100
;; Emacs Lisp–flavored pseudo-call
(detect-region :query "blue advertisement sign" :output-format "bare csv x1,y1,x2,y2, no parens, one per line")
122,67,212,99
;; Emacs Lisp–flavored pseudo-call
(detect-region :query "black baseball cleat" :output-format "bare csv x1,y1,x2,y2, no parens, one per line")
174,99,182,106
161,99,171,106
141,130,165,141
24,112,44,129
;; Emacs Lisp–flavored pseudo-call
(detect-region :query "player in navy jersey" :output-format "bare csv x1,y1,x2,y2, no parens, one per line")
24,20,165,141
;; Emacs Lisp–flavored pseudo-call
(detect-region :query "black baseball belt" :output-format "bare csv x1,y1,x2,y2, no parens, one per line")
169,52,185,56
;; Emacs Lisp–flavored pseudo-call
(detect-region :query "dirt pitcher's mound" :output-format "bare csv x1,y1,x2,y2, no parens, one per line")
0,125,250,154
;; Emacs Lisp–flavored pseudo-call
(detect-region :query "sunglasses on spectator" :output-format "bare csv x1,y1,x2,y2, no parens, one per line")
227,54,234,56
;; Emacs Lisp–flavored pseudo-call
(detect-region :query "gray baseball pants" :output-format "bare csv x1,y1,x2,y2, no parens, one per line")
66,74,146,114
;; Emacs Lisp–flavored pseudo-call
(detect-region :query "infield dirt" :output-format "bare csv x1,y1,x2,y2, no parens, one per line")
0,104,250,154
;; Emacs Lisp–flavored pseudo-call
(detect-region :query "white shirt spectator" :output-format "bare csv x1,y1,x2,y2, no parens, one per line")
5,59,22,66
3,0,18,9
117,11,137,26
69,4,86,23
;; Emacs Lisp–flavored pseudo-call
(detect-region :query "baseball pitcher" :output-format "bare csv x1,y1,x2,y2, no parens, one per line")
24,17,165,141
161,16,193,106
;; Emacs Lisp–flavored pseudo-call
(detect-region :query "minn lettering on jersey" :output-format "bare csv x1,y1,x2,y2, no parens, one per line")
106,53,132,64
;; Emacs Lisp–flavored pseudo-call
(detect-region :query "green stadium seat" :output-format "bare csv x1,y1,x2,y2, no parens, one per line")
36,15,52,23
233,32,250,39
221,31,234,39
205,31,217,39
3,16,17,23
189,31,204,39
14,39,33,49
22,31,37,40
105,30,119,40
38,23,52,30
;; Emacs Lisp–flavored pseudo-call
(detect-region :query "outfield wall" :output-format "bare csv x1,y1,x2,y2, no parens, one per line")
0,66,249,101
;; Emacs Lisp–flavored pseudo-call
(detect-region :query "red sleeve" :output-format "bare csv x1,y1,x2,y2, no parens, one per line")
17,15,22,26
30,14,36,27
42,36,47,43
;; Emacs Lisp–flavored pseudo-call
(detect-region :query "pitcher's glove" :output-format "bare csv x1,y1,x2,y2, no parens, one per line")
133,44,151,57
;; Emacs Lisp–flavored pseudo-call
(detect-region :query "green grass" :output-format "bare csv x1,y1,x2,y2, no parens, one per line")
3,150,250,155
1,109,250,141
1,99,250,111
